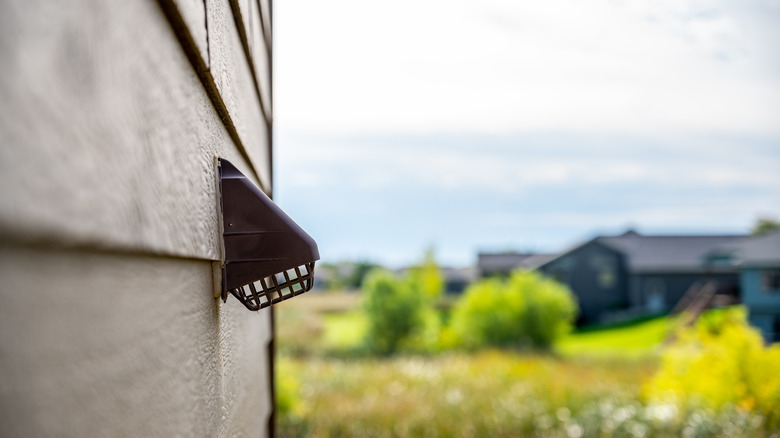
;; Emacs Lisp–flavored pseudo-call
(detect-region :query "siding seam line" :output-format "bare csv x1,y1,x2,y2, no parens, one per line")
226,0,274,197
227,0,272,126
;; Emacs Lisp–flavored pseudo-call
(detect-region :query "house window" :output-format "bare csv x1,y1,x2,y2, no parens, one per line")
763,269,780,293
645,279,665,312
589,254,616,289
598,269,616,289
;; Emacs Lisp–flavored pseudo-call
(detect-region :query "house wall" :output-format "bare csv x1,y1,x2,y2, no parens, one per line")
539,241,627,324
741,268,780,342
630,273,739,313
0,0,274,436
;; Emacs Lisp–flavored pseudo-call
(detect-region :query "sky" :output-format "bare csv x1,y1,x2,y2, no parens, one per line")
272,0,780,268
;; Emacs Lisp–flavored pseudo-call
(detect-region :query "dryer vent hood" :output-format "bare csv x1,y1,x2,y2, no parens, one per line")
218,158,320,311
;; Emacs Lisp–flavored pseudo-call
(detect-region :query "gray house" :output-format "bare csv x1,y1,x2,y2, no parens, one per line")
478,231,751,324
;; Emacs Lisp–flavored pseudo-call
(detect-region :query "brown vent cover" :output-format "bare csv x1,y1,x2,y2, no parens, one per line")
219,158,320,310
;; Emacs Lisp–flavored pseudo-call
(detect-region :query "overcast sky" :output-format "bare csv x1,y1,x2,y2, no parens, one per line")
272,0,780,268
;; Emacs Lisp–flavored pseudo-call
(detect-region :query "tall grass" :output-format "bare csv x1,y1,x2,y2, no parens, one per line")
275,293,779,437
278,352,769,438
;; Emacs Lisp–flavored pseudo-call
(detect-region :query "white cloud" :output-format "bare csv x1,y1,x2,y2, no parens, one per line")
280,137,780,195
482,195,780,231
275,0,780,136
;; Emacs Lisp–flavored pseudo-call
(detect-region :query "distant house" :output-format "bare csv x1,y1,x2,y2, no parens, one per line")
442,267,478,294
538,231,752,324
536,237,632,324
479,231,753,324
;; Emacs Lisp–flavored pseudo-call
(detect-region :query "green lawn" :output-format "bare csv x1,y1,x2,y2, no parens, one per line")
556,315,671,358
322,312,673,359
322,311,366,350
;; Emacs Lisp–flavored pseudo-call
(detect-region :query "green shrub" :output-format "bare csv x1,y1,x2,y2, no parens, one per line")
362,270,426,355
361,251,445,355
646,306,780,431
451,270,577,350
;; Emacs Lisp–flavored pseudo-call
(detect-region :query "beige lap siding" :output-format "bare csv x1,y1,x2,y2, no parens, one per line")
207,0,272,189
0,0,275,436
0,246,272,437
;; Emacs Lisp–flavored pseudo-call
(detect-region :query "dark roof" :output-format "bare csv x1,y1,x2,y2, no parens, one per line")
480,231,764,275
517,253,558,269
477,252,556,273
477,252,534,272
595,232,750,273
733,232,780,267
442,266,478,283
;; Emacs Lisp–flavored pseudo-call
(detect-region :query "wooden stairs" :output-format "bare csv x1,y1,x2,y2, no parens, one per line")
666,280,739,341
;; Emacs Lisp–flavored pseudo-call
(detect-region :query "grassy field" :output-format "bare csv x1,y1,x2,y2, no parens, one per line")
278,353,668,437
275,292,776,437
556,316,670,359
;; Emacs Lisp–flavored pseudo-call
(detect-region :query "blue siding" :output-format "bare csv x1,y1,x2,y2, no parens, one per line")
741,268,780,308
741,268,780,342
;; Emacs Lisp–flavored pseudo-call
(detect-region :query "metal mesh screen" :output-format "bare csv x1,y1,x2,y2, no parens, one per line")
228,262,315,311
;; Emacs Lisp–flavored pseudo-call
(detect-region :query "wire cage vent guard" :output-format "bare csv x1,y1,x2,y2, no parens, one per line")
218,158,320,311
229,262,315,311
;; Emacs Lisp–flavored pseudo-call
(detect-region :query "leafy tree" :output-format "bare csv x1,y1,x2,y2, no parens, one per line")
751,217,780,236
361,269,426,355
451,270,577,350
361,250,444,355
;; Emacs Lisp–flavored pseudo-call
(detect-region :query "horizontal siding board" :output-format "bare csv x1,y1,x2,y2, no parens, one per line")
258,0,272,45
0,0,265,260
207,0,272,189
173,0,209,65
232,0,272,117
0,245,272,436
249,0,273,117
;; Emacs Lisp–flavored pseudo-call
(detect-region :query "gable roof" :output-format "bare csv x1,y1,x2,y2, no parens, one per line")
481,231,769,276
595,232,750,273
519,253,558,269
